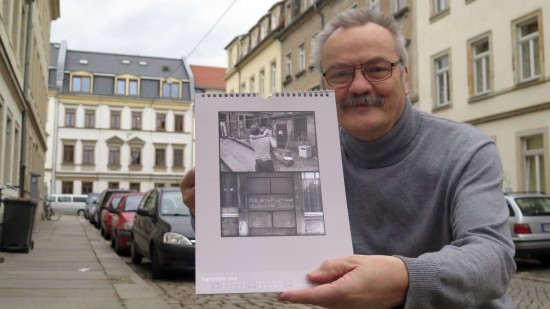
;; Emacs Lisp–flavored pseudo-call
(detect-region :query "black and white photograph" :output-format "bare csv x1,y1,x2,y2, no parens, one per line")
218,111,320,172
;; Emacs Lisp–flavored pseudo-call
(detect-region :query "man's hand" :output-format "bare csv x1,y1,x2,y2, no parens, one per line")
179,167,196,215
279,255,408,309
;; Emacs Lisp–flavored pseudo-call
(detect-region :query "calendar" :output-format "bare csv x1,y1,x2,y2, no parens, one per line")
194,91,352,294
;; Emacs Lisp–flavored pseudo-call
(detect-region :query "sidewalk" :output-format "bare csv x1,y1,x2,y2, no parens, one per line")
0,215,170,309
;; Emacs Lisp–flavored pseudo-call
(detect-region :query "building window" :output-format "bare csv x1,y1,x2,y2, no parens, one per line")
84,110,95,128
63,144,74,164
130,182,140,191
433,0,449,14
130,147,141,165
82,182,93,194
259,69,265,95
154,183,165,188
155,148,166,167
174,115,184,132
111,111,121,129
285,53,292,78
173,148,184,168
298,43,306,72
250,76,255,93
523,134,546,192
82,145,94,164
162,82,180,98
156,113,166,131
116,76,139,95
368,0,380,12
270,61,277,91
516,18,541,83
116,79,125,95
65,109,76,127
394,0,407,12
471,37,491,96
434,53,451,106
108,182,119,189
72,75,91,93
62,181,73,194
109,146,120,165
132,111,142,130
129,79,138,96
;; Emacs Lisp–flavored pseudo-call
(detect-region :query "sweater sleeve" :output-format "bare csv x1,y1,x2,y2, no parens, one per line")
397,142,516,308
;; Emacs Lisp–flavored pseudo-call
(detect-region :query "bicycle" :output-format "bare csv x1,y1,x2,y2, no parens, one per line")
44,201,62,221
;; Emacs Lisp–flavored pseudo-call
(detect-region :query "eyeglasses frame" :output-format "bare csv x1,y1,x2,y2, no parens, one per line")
323,60,402,88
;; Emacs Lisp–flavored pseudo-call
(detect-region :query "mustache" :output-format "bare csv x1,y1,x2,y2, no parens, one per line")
338,95,385,109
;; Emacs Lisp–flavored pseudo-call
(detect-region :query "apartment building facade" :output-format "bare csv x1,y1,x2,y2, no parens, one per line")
416,0,550,193
224,1,285,96
1,1,59,212
45,42,195,195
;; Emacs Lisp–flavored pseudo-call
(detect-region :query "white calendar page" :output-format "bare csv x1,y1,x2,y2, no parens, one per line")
194,91,352,294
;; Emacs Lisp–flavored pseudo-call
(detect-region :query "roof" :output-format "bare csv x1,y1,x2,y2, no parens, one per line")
50,43,191,80
190,65,226,91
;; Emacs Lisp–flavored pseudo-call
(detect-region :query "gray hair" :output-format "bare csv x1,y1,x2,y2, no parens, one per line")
312,8,408,72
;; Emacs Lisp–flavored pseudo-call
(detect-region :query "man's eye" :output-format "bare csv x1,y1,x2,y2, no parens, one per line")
366,66,388,73
329,70,352,79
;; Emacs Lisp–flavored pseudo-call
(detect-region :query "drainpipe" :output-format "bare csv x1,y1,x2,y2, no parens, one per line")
19,0,34,197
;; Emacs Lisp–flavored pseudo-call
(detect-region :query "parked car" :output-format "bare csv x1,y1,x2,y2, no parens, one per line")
84,193,99,220
111,192,145,255
505,192,550,264
131,187,195,279
100,193,126,240
91,189,135,228
46,194,87,216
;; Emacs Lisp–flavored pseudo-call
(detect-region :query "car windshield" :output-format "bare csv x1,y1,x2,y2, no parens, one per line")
160,191,190,216
515,197,550,216
123,195,143,212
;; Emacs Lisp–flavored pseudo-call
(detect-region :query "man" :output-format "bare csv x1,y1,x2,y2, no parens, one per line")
249,125,275,172
181,9,515,309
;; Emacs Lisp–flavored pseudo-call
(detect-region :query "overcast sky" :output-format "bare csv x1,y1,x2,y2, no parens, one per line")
50,0,279,68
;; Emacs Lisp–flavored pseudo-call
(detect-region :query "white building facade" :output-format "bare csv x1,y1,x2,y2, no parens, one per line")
416,0,550,193
45,42,194,195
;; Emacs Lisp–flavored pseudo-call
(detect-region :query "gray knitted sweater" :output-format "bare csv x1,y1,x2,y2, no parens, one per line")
340,100,516,308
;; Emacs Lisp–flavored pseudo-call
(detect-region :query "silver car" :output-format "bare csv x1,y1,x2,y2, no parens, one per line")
505,192,550,264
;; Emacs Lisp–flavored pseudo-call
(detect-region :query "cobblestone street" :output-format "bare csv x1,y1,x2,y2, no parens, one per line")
125,256,550,308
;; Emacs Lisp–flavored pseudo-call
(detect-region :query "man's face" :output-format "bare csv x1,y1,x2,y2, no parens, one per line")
322,23,409,141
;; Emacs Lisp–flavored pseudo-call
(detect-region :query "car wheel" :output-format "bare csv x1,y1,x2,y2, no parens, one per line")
151,246,165,280
100,227,105,238
77,209,84,216
130,239,142,264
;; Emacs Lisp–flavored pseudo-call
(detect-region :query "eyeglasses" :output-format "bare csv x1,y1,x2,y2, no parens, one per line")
323,60,402,88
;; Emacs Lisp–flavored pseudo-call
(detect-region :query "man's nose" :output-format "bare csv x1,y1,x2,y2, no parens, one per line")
348,68,374,94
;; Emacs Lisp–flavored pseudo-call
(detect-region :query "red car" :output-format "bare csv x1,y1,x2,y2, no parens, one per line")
100,193,126,240
111,192,145,255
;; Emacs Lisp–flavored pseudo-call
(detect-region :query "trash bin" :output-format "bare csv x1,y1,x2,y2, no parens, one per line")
1,198,37,253
299,145,312,158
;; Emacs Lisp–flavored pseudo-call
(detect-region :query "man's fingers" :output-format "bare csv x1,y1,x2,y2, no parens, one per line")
180,167,196,214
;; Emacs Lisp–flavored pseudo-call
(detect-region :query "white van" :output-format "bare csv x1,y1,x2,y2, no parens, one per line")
47,194,87,216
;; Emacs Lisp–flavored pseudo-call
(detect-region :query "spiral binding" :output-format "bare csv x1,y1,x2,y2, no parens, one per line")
273,90,331,97
199,90,331,98
200,93,258,98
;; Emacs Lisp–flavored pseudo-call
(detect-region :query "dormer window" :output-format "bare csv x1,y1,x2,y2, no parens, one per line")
71,73,92,93
162,80,181,99
115,75,140,96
